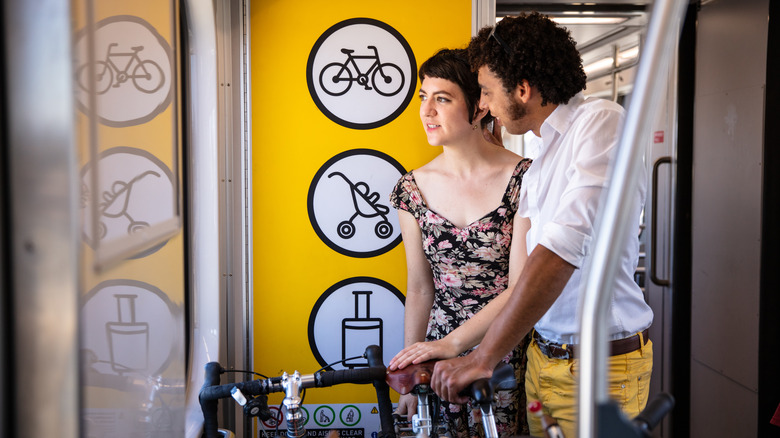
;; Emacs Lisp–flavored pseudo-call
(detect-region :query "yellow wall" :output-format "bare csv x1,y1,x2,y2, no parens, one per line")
250,0,472,409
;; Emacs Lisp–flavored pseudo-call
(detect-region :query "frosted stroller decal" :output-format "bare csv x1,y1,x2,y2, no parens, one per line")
98,170,161,238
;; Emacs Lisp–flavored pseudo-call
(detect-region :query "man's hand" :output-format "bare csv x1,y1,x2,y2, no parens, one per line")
431,354,493,404
388,339,459,371
394,393,418,421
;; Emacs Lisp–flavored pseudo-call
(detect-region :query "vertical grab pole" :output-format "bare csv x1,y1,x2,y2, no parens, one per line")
575,1,688,437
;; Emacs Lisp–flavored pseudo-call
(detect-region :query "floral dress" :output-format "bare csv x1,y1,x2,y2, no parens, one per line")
389,158,533,438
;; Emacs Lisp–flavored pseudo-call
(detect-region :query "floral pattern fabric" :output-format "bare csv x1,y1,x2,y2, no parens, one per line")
390,158,533,438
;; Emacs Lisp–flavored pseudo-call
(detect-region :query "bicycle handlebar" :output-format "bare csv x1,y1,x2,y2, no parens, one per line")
460,362,517,407
632,392,675,436
199,345,394,438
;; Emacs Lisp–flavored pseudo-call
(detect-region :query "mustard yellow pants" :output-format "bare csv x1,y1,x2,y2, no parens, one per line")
525,334,653,437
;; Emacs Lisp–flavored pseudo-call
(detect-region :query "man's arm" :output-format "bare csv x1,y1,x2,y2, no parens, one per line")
431,244,575,402
389,215,531,370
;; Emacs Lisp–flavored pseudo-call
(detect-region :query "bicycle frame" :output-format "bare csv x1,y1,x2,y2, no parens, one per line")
338,46,383,88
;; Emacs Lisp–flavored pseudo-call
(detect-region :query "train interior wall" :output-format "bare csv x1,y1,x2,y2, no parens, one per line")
2,0,780,437
689,0,778,436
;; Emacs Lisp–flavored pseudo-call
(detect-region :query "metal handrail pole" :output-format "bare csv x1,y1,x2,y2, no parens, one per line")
576,1,689,437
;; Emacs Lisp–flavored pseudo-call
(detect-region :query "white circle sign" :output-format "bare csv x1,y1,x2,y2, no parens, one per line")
307,18,417,129
308,149,405,258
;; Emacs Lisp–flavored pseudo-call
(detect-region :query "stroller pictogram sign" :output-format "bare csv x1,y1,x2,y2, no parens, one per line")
327,172,393,240
308,149,405,258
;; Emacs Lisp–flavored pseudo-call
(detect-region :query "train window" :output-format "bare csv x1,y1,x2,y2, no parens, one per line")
74,0,184,269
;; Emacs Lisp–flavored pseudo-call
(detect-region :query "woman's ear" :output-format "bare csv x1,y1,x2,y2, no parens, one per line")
473,105,489,123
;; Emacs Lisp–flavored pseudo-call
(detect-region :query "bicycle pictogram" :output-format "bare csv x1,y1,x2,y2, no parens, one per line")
319,45,405,97
77,43,165,95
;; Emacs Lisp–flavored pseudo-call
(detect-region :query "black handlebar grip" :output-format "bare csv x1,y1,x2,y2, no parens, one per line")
469,378,492,408
489,362,517,391
200,362,223,438
317,367,387,387
199,378,271,401
365,345,395,438
459,362,517,405
633,392,675,434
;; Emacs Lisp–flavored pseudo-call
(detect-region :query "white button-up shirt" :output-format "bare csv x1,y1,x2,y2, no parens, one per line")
517,93,653,344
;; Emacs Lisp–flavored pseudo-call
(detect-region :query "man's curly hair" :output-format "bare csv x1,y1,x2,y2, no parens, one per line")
468,12,586,106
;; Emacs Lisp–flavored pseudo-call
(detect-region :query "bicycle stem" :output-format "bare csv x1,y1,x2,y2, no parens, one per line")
413,390,432,438
282,371,314,438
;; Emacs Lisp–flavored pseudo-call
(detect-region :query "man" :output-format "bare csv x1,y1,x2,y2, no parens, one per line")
430,13,653,437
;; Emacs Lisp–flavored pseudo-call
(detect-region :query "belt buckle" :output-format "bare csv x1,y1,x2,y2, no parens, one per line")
536,336,570,360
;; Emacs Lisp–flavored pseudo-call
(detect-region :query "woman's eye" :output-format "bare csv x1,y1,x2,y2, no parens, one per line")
419,94,427,101
437,97,449,103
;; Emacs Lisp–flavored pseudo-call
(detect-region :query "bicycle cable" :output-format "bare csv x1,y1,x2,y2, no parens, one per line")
221,369,269,379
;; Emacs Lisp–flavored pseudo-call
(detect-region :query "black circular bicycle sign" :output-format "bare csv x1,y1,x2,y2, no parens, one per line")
306,18,417,130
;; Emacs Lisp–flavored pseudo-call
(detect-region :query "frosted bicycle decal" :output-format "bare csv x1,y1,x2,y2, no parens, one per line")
308,149,404,258
319,46,404,97
73,15,174,126
327,172,393,240
307,18,416,129
77,43,165,95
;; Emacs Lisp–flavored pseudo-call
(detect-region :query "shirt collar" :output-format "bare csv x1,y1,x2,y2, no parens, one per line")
540,92,585,140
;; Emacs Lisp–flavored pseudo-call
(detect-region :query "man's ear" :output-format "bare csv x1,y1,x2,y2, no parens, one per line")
512,79,532,104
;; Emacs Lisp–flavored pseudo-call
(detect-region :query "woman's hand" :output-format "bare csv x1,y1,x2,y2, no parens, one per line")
394,393,418,421
388,339,460,371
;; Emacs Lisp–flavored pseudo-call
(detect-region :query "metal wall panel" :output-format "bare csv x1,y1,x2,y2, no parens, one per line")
690,0,769,435
691,86,764,390
690,360,758,436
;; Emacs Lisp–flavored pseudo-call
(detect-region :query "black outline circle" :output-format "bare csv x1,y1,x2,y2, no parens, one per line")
308,276,405,371
306,17,417,130
81,279,180,376
307,149,405,258
73,15,175,127
79,146,174,258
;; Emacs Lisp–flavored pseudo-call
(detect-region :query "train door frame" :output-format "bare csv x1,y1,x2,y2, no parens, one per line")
1,1,81,437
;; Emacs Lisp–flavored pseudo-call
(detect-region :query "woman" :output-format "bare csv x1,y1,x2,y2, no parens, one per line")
388,48,532,437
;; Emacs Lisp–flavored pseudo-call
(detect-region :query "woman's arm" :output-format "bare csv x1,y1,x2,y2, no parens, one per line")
397,209,436,348
393,210,436,418
389,215,531,369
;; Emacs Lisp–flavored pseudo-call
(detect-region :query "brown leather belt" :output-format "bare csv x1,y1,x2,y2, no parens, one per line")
532,329,649,360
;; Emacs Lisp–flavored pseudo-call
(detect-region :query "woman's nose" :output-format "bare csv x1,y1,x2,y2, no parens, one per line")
421,101,435,116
